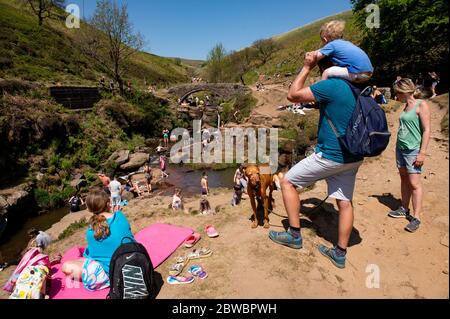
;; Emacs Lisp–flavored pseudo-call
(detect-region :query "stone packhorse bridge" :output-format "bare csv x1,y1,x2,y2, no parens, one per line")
168,83,251,102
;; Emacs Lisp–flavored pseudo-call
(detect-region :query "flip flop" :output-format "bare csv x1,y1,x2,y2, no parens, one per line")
168,261,186,276
174,255,189,264
187,247,212,260
205,225,219,238
166,275,195,285
188,265,208,280
184,232,201,248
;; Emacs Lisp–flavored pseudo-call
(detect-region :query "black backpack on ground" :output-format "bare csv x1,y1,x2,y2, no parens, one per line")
108,238,156,299
69,196,81,212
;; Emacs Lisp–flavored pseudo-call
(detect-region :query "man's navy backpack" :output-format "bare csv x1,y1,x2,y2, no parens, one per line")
108,238,156,299
325,81,391,158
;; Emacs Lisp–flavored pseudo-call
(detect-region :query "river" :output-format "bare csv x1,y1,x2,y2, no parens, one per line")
0,166,236,263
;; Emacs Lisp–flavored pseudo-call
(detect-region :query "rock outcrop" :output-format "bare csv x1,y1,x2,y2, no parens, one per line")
0,182,37,239
106,149,130,166
119,152,149,171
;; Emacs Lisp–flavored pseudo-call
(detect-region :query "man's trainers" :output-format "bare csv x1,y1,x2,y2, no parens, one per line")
269,230,303,249
388,207,410,219
318,245,346,269
405,218,421,233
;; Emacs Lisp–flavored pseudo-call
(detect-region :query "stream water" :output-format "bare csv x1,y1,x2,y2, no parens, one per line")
0,166,236,263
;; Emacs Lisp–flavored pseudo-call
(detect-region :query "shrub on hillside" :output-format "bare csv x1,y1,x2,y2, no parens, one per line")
219,93,257,124
0,78,37,95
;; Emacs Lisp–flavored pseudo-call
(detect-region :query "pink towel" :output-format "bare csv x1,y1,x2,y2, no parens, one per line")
48,223,193,299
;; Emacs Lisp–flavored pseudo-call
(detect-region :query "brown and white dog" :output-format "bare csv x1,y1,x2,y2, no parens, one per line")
244,164,274,229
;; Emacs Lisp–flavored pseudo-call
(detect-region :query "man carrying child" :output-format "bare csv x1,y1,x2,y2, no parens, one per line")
269,20,372,269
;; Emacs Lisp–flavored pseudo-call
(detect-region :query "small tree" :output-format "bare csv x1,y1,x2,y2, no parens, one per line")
252,38,280,65
205,43,228,83
81,0,144,95
351,0,449,85
23,0,65,26
227,48,256,85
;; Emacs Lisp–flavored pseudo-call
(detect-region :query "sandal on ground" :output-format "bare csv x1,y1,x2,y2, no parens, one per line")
188,265,208,280
205,225,219,238
174,255,189,264
169,262,186,276
184,232,201,248
187,247,212,260
166,275,195,285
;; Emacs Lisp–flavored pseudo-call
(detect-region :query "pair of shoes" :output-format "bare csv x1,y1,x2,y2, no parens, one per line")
268,230,302,249
205,225,219,238
184,232,201,248
318,245,346,269
187,265,208,280
168,261,186,276
167,275,195,285
388,207,410,219
405,217,421,233
186,247,212,260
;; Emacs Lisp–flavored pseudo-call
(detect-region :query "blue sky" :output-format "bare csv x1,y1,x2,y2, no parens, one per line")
69,0,352,60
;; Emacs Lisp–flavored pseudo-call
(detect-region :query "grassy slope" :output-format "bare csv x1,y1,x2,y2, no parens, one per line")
0,0,189,87
241,11,362,83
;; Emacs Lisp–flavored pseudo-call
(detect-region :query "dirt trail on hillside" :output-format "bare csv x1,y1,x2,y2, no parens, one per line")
250,84,290,118
0,88,447,299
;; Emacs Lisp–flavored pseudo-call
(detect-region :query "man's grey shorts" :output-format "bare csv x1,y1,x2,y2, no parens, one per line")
111,195,121,207
284,152,363,201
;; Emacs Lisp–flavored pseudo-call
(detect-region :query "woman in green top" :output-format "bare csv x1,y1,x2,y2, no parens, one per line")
388,78,431,233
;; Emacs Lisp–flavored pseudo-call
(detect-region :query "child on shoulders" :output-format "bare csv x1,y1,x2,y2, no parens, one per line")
311,20,374,83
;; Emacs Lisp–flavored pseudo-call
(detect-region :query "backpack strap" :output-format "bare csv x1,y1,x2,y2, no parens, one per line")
343,79,363,98
323,110,341,139
323,80,366,139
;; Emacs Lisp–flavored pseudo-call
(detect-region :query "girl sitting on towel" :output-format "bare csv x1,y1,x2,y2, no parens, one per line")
62,188,135,291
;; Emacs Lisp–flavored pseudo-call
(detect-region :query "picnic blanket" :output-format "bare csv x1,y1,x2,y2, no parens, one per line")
48,223,193,299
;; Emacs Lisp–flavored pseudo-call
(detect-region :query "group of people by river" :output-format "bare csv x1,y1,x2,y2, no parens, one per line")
0,18,437,299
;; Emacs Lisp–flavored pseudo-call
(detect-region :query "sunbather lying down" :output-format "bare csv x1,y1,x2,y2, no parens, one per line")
277,102,317,112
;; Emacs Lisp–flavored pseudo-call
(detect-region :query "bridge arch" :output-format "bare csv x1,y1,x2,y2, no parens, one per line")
168,83,251,102
179,88,218,104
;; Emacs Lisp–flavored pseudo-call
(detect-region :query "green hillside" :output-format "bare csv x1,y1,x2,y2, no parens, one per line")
246,11,361,83
204,11,361,84
0,0,189,87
